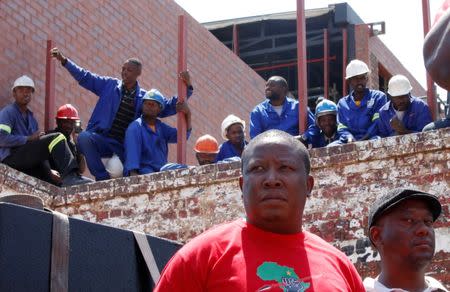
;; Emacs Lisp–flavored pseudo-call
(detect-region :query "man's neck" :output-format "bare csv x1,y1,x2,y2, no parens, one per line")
269,96,286,107
15,102,28,113
378,266,427,292
143,115,157,126
352,89,366,101
124,81,137,91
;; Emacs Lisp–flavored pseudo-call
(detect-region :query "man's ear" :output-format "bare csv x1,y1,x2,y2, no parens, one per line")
306,175,314,197
239,176,243,191
369,226,382,248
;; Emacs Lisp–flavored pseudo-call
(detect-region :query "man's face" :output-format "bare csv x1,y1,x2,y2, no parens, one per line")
121,61,141,86
391,94,411,112
56,119,76,137
13,86,34,107
317,114,337,137
265,79,286,101
241,138,313,234
226,123,245,145
371,199,435,271
196,152,217,165
349,74,368,94
142,100,162,118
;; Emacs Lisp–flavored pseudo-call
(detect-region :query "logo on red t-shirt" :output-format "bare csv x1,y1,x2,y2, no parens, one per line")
257,261,311,291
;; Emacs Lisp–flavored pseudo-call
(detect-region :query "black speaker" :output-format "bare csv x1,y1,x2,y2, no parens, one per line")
0,202,181,291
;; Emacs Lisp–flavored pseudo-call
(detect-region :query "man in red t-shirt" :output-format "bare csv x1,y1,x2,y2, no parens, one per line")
154,130,365,291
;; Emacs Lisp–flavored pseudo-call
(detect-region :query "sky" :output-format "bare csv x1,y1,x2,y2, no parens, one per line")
174,0,446,96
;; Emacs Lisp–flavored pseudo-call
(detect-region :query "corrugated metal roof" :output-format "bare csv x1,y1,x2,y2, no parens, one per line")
202,7,332,30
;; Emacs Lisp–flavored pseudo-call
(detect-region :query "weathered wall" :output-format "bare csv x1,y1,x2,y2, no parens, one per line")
1,128,449,285
0,0,265,166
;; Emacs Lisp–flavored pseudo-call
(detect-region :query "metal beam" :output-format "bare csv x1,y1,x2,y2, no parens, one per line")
252,56,337,72
177,15,187,164
232,24,239,55
342,28,348,97
297,0,307,134
45,39,55,132
324,29,329,99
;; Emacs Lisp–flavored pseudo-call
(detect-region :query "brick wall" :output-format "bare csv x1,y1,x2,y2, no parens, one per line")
0,0,265,165
1,128,449,285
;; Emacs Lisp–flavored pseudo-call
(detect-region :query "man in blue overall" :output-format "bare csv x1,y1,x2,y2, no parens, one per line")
249,76,317,140
337,60,387,142
377,75,432,137
50,47,193,180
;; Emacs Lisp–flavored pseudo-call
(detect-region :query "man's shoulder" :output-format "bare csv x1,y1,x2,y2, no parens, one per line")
379,100,392,112
369,89,387,98
252,99,270,112
179,220,243,253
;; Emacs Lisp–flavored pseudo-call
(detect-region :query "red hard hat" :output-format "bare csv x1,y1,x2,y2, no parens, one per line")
56,104,79,120
194,134,219,153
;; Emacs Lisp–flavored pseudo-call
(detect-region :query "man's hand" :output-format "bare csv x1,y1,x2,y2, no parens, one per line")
27,131,44,141
50,169,62,184
390,117,408,135
176,101,190,115
50,47,67,65
179,71,192,87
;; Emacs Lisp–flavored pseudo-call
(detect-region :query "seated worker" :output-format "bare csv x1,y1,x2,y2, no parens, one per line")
378,75,432,137
216,114,248,161
364,188,447,291
0,76,89,186
250,76,317,140
337,60,387,142
308,99,345,148
46,104,92,184
124,89,191,176
160,134,239,171
51,47,193,181
154,130,365,291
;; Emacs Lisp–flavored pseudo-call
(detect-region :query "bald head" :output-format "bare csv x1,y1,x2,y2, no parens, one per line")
242,130,311,175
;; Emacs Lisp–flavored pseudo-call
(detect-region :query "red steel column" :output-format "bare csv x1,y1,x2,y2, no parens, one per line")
296,0,307,134
323,29,329,99
177,15,187,164
342,28,348,97
422,0,436,120
233,24,239,55
45,39,55,132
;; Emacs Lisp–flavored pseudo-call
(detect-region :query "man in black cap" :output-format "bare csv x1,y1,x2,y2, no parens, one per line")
364,188,447,291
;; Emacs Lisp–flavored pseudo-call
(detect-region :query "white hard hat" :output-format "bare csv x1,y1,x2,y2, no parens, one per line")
221,114,245,140
387,74,412,97
345,60,370,80
101,154,123,178
12,75,35,91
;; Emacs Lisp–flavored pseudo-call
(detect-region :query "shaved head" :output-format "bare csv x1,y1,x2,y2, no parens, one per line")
242,130,310,175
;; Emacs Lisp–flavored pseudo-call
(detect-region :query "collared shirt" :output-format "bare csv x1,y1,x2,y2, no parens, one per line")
377,97,432,137
0,103,38,161
337,88,387,140
124,117,191,175
249,97,318,139
363,276,448,292
215,140,247,162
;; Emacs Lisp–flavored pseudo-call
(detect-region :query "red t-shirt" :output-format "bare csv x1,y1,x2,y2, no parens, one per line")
155,219,364,292
155,219,365,291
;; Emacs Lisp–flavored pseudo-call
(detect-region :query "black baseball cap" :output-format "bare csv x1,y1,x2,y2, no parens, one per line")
368,187,442,228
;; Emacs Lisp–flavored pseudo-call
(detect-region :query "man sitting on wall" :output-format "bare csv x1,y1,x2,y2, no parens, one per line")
377,75,432,137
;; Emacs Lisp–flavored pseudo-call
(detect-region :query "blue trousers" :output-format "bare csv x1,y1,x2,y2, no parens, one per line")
77,131,124,181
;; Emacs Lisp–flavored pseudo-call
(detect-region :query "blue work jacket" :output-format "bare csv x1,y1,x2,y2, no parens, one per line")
250,97,318,139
